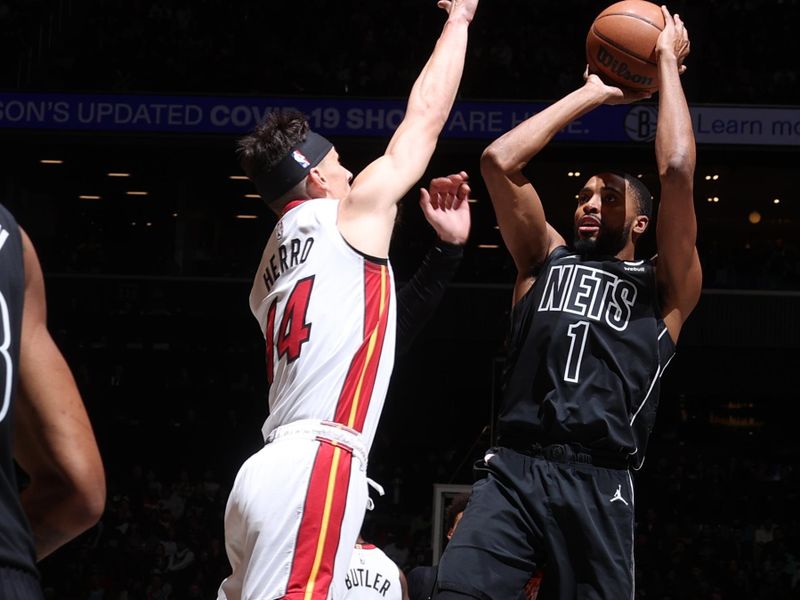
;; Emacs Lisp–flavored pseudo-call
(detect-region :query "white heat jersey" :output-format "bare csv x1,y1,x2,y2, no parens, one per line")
250,198,396,450
344,544,403,600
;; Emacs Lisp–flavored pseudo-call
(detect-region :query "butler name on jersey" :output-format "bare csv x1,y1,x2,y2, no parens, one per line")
344,544,402,600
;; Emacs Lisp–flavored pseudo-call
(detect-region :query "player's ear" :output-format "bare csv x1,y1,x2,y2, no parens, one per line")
633,214,649,235
306,168,327,196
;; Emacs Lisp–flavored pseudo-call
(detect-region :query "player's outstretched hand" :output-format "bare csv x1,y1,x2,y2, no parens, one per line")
420,171,471,245
656,6,690,75
583,66,653,105
437,0,479,23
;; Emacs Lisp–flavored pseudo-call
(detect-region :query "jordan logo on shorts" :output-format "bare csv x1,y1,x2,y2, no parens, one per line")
609,484,629,506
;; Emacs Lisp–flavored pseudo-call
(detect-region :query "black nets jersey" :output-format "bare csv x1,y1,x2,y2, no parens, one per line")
498,246,676,470
0,204,36,574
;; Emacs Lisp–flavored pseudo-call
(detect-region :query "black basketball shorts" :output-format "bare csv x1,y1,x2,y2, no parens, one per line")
435,446,635,600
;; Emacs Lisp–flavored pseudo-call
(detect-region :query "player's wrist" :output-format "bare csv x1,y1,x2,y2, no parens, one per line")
434,238,466,255
445,11,472,27
656,51,679,65
436,232,467,246
578,82,609,106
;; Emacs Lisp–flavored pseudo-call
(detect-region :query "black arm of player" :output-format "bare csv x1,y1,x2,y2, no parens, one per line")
396,240,463,356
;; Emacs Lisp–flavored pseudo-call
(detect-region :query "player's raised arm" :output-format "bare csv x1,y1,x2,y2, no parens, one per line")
396,172,470,356
481,72,649,304
338,0,478,258
653,6,702,342
14,230,106,559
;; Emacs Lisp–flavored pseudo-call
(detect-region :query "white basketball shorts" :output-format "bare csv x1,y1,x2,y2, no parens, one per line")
217,420,368,600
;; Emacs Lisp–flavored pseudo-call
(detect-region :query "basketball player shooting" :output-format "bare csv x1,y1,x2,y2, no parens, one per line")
216,1,479,599
432,7,700,600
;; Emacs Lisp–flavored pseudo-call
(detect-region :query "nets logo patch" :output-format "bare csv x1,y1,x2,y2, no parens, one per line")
292,150,311,168
625,106,659,142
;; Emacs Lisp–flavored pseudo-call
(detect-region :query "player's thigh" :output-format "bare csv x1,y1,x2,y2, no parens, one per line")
327,463,369,599
435,473,538,600
552,465,635,600
224,437,355,599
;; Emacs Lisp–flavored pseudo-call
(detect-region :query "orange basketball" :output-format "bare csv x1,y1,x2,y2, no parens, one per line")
586,0,665,92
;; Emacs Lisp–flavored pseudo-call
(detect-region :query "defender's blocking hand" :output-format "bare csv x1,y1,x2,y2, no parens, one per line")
419,172,471,245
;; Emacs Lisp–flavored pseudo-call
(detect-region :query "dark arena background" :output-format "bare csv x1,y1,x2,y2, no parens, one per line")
1,0,799,598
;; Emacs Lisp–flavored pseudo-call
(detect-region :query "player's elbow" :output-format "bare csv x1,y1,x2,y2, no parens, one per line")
657,150,695,183
61,460,107,532
79,478,106,530
480,145,518,176
406,103,449,138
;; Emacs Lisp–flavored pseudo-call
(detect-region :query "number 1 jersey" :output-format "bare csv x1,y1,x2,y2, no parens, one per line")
250,199,396,450
499,246,676,469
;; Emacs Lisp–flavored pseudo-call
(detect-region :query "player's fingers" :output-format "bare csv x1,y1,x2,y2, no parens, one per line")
420,188,438,219
437,0,452,12
583,64,590,81
419,187,431,206
660,5,672,22
457,183,471,203
447,173,465,189
428,177,448,201
679,64,687,75
459,170,469,181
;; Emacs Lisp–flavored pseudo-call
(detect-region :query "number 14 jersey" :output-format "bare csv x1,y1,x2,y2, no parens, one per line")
249,199,396,449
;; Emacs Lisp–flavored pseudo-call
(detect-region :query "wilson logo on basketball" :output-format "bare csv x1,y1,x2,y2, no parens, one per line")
596,46,654,87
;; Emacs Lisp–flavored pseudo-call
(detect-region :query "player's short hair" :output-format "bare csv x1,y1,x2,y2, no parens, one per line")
238,110,310,180
446,492,471,530
238,110,336,206
616,172,653,219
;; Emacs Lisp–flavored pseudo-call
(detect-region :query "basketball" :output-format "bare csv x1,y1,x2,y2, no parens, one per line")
586,0,665,92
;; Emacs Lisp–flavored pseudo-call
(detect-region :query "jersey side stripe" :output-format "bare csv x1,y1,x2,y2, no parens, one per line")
286,440,352,599
629,364,661,427
334,263,391,431
352,265,390,431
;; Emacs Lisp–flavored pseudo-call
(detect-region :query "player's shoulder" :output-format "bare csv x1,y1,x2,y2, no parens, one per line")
281,198,339,220
0,202,20,229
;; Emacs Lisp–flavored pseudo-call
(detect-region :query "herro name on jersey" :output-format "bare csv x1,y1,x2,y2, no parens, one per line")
262,236,315,294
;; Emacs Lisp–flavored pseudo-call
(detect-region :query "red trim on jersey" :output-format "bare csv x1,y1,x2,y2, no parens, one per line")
286,440,353,599
333,263,391,431
265,300,277,385
282,199,309,215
